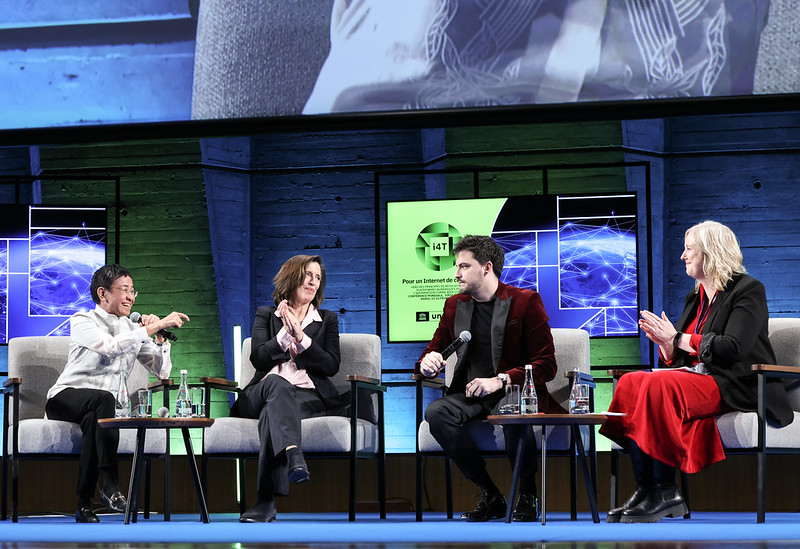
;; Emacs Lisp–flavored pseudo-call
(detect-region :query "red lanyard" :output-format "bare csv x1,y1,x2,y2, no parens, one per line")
694,290,717,334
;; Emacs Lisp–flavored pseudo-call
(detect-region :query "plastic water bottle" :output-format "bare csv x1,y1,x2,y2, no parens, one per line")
115,372,131,418
520,364,538,415
569,369,590,414
176,369,191,417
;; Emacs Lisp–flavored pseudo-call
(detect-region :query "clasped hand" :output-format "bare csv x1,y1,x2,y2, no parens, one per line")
639,309,678,347
278,300,304,343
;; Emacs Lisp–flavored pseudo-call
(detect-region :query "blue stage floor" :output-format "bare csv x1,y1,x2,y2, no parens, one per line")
0,512,799,546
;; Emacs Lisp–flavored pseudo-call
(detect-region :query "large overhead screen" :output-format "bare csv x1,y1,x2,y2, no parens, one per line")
0,1,794,130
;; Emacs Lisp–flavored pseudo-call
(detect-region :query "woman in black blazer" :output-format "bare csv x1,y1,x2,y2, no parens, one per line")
601,220,792,523
232,255,341,522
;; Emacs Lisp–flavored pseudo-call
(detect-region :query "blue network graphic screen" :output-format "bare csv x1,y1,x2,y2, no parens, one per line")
493,194,638,337
0,206,107,344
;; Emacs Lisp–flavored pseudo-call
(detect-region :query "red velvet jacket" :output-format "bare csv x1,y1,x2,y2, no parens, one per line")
416,281,565,413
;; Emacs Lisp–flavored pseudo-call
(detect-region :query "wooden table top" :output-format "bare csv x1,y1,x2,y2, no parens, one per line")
487,413,609,426
98,417,214,429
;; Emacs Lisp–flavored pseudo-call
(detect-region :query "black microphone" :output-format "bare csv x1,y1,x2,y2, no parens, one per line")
130,312,178,341
440,330,471,360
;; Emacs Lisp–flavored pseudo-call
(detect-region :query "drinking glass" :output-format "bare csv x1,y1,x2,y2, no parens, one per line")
498,384,520,414
136,388,152,418
191,387,206,417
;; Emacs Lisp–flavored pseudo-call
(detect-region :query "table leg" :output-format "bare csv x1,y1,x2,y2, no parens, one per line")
181,428,210,523
125,427,146,525
571,425,600,523
541,425,547,525
504,427,527,523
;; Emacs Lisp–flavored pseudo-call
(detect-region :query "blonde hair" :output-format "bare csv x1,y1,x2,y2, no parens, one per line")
685,220,747,291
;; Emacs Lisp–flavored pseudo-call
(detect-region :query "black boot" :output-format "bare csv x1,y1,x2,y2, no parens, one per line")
461,491,507,522
286,446,310,484
620,483,688,523
240,497,277,523
607,439,653,523
607,485,649,523
512,492,540,522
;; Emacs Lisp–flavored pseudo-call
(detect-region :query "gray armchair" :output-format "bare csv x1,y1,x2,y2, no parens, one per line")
200,333,386,521
414,328,593,521
1,336,170,522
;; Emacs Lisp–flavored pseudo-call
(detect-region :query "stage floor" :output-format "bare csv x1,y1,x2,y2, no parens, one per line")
1,511,799,547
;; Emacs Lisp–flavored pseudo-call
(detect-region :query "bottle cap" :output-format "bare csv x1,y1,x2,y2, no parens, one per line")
181,369,188,374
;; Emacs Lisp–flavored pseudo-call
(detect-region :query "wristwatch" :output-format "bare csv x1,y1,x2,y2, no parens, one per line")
497,373,509,388
672,332,683,349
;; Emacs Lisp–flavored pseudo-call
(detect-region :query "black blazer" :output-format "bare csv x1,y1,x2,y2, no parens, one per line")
232,305,341,414
669,274,792,426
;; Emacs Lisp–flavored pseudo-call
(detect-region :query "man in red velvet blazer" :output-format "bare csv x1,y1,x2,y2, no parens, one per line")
417,235,562,522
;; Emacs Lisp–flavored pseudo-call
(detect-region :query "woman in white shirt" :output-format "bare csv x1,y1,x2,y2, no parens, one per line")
45,264,189,523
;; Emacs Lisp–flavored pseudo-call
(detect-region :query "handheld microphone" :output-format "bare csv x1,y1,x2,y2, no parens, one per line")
130,312,178,341
440,330,471,360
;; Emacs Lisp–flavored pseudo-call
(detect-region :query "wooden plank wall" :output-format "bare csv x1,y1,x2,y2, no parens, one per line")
663,112,800,318
34,139,227,430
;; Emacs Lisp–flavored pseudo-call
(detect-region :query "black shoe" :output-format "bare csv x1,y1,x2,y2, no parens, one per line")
620,484,688,523
76,506,100,523
239,499,277,523
99,489,127,513
287,447,310,484
512,492,540,522
607,485,649,523
460,491,507,522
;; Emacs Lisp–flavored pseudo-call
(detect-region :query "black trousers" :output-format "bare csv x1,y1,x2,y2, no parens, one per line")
235,375,328,498
45,388,119,500
425,391,538,494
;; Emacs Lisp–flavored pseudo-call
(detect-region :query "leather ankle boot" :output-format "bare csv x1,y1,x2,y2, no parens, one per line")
606,484,649,523
620,484,688,523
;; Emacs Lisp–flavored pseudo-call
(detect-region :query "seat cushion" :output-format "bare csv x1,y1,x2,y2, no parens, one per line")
417,419,577,453
717,411,800,449
11,418,166,455
203,415,380,455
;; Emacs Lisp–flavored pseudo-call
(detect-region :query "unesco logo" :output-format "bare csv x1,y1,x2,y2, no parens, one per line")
416,312,429,322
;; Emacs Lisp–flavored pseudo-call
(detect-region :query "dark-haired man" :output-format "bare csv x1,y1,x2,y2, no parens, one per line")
45,264,189,523
417,235,564,521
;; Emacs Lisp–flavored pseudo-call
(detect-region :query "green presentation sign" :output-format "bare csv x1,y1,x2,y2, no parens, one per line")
387,198,507,342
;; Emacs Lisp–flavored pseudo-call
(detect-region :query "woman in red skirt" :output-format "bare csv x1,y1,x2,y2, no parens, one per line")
600,220,793,523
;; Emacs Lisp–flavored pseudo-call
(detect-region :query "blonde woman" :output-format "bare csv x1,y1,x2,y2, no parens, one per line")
601,221,793,523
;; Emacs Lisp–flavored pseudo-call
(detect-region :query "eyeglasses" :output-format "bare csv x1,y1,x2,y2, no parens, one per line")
109,287,138,298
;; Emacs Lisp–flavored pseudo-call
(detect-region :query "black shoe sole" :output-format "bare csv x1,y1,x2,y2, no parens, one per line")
239,515,277,523
620,502,689,523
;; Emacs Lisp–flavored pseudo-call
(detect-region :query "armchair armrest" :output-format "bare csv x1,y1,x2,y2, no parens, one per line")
346,374,381,386
411,373,446,390
565,370,596,388
148,378,173,391
200,376,239,393
147,378,174,409
607,367,650,378
751,364,800,379
1,377,21,395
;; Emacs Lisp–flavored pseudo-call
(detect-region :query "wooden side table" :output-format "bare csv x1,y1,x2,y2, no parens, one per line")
487,413,608,524
98,417,214,524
